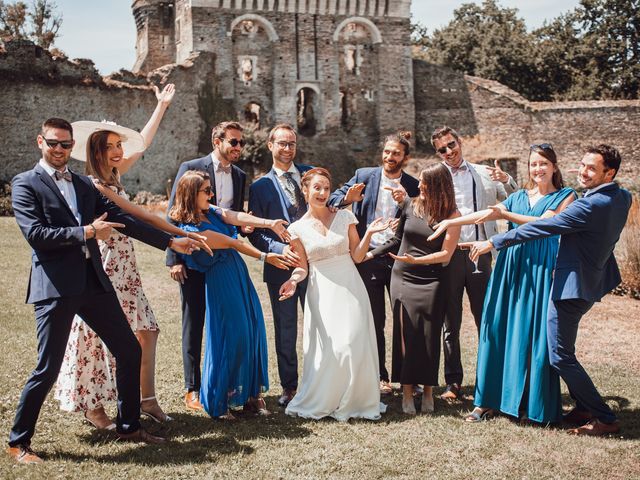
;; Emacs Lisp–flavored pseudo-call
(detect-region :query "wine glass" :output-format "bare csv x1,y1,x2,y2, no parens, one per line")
471,257,482,274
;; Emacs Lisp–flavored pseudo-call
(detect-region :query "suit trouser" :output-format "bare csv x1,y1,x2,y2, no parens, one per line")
9,261,142,446
442,249,491,386
179,268,206,391
357,255,393,382
266,281,307,390
547,298,617,423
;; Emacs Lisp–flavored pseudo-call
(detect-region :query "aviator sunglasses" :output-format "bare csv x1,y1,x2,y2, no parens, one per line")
530,143,553,151
199,186,213,195
43,138,74,150
225,138,246,147
436,140,457,155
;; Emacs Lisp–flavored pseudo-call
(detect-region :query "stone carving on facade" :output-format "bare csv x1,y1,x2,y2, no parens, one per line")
237,55,258,86
344,45,363,76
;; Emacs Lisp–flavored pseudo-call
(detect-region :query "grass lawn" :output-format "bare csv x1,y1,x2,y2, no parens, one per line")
0,217,638,479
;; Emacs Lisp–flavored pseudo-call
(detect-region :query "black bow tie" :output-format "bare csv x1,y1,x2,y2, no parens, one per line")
53,170,72,182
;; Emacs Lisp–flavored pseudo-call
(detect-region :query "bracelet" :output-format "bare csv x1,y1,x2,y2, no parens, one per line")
258,252,267,262
89,223,97,239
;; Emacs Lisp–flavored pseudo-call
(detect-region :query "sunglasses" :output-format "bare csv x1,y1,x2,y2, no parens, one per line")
436,140,457,155
531,143,553,151
275,141,297,149
43,138,74,150
199,186,212,195
225,138,246,147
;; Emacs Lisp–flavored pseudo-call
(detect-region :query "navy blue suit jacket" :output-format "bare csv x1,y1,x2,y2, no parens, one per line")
492,183,632,302
327,167,420,239
248,164,313,284
12,163,171,304
166,153,246,266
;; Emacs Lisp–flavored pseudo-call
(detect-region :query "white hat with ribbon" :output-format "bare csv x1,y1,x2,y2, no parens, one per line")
71,120,145,162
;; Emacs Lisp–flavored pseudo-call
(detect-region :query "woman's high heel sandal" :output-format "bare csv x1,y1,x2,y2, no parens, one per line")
402,395,417,415
140,396,173,423
83,406,116,430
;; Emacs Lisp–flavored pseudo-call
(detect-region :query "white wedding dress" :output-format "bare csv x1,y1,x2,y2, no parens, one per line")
285,209,385,421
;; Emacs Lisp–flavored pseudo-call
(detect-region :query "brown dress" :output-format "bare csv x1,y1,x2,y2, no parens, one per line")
370,199,449,386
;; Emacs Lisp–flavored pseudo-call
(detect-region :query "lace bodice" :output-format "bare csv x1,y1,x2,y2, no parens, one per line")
288,209,358,264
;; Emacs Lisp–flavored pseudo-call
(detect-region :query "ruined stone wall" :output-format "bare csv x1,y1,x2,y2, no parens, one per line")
0,41,217,194
414,60,640,189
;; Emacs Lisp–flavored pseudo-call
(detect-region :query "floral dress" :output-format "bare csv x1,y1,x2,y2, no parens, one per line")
54,186,158,412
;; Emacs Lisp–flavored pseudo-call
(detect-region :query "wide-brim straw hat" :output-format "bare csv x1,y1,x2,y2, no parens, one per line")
71,120,145,162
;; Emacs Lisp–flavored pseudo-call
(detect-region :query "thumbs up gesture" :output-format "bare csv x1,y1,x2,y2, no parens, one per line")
486,159,509,184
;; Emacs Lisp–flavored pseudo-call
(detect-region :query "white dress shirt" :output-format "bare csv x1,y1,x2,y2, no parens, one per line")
39,158,81,225
370,174,400,248
211,152,234,209
444,160,485,242
273,163,302,188
584,182,615,197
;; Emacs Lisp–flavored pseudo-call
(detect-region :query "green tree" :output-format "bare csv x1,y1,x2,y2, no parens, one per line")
0,0,61,49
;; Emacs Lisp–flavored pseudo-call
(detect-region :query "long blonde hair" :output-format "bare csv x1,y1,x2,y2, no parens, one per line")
84,130,124,191
168,171,211,225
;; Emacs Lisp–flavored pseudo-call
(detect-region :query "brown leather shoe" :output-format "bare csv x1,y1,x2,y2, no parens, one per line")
568,419,620,436
562,407,593,425
117,428,166,444
244,397,271,416
277,389,296,407
7,445,43,464
440,383,461,402
185,391,203,411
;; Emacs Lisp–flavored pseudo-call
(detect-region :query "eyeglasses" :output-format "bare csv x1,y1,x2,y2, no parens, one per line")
199,186,212,195
225,138,246,147
530,143,553,151
43,138,74,150
436,140,457,155
275,141,297,150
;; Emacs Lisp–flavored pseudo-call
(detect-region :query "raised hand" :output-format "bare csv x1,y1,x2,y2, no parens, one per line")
186,231,213,255
266,253,289,270
282,245,301,268
459,240,493,262
91,212,125,240
383,181,407,203
269,219,290,242
486,159,509,183
344,183,365,204
366,217,391,235
389,252,427,264
154,83,175,105
475,205,503,224
427,219,451,241
170,236,203,255
278,279,298,301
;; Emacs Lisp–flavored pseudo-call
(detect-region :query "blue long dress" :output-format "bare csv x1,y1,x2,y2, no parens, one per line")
474,187,575,423
180,208,269,417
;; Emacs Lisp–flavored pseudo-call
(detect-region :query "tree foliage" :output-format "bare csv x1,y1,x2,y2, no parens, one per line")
0,0,61,49
413,0,640,101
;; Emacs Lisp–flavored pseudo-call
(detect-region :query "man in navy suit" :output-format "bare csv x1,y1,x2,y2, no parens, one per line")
328,132,419,393
8,118,201,463
465,144,631,436
248,123,312,406
166,121,247,410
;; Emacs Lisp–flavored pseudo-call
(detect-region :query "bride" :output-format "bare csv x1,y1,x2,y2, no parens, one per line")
279,167,389,421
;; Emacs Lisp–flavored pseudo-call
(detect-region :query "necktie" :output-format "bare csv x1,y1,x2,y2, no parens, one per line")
54,170,72,182
217,164,231,174
282,172,307,220
451,164,467,175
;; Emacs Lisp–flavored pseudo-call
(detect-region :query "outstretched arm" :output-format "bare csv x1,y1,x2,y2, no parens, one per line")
118,83,176,175
428,205,504,241
216,207,290,243
392,212,461,265
278,238,309,300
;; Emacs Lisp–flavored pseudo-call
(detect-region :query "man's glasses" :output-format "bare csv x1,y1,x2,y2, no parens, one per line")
275,141,297,150
436,140,457,155
531,143,553,151
225,138,246,147
44,138,74,150
199,186,212,195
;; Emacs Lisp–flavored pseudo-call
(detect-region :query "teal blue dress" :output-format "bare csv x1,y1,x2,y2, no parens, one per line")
474,187,575,423
180,208,269,417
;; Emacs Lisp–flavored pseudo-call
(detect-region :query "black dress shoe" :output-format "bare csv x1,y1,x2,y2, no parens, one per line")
278,389,296,407
117,428,166,444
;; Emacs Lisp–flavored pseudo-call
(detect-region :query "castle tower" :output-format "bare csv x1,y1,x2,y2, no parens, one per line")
132,0,176,73
133,0,414,138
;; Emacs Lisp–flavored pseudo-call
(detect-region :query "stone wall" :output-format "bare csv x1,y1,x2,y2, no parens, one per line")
0,41,216,193
414,60,640,189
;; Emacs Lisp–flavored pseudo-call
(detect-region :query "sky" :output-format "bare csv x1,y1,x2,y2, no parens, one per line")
51,0,581,75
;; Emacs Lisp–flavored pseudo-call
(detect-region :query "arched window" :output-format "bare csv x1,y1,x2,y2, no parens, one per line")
297,88,317,137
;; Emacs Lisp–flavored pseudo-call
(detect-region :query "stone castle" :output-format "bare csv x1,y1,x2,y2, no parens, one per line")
0,0,639,192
